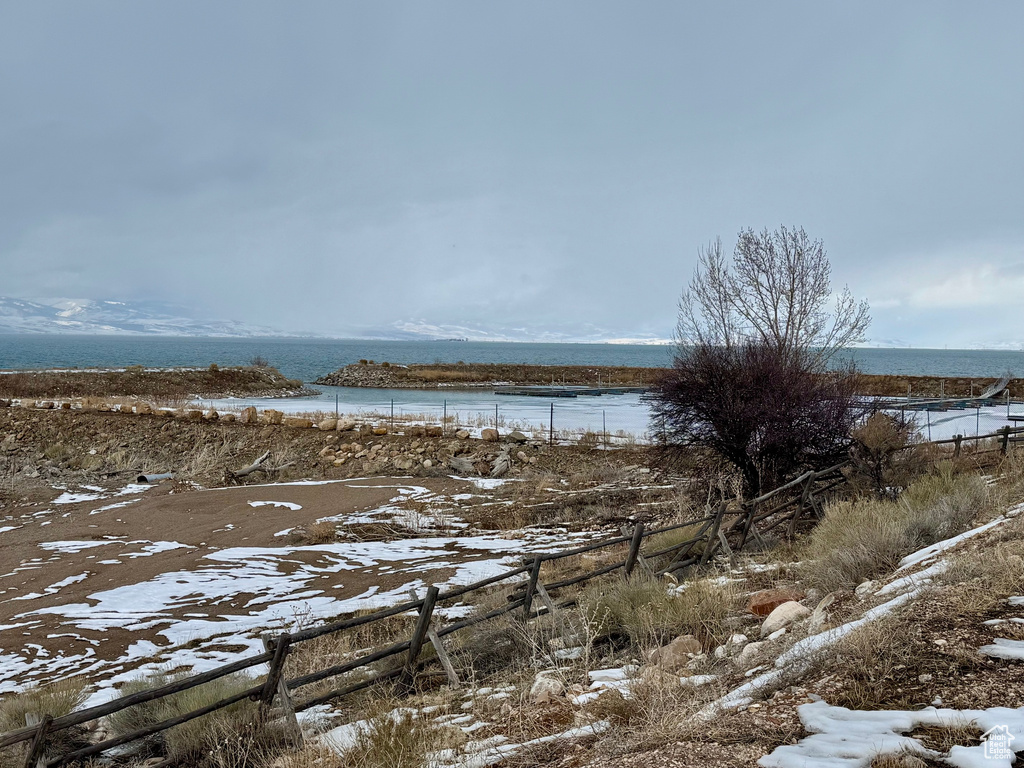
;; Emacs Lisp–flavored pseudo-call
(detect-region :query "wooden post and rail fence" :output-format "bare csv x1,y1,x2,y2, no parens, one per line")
3,424,1023,767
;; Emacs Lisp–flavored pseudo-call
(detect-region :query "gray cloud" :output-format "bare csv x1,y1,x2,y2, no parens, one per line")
1,1,1022,345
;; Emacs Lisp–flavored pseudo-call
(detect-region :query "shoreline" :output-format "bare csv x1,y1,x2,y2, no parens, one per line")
315,362,1024,398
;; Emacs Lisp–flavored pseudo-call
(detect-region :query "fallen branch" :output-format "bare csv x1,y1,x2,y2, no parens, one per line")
226,451,271,481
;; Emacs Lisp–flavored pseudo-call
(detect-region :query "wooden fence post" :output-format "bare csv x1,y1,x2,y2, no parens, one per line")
1000,426,1011,455
23,714,51,768
737,501,756,550
260,634,303,747
699,502,727,566
408,588,460,688
623,523,645,577
521,555,543,620
787,472,816,539
399,585,439,692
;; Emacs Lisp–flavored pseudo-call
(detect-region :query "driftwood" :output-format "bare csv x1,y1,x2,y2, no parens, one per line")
490,446,511,478
446,455,475,475
227,451,271,480
225,452,294,482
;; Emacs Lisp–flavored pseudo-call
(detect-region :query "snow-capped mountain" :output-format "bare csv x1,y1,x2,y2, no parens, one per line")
0,298,292,337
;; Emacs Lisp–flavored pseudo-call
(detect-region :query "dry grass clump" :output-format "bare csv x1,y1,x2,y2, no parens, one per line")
941,537,1024,612
334,711,459,768
0,680,89,768
582,574,735,649
802,468,991,592
645,522,708,564
304,520,340,544
105,672,283,768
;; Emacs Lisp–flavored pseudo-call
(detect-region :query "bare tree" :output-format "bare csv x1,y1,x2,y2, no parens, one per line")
649,342,861,496
651,226,870,497
677,226,870,369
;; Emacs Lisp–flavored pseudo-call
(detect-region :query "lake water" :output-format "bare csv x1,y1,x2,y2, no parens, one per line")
3,335,1023,439
1,335,1022,381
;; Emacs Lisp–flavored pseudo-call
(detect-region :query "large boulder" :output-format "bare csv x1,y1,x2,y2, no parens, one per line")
262,409,284,425
239,406,258,424
747,588,806,617
455,429,471,440
318,418,337,431
336,418,357,432
425,425,443,437
481,428,500,442
283,417,313,429
760,601,811,637
507,430,528,444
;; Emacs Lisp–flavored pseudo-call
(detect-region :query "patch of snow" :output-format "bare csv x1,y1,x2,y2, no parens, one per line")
90,500,140,515
876,561,949,596
898,517,1006,570
759,700,1024,768
978,638,1024,661
248,501,303,511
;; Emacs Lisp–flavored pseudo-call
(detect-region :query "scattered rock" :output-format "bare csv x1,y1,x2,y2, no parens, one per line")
529,671,564,702
455,429,471,440
220,413,236,423
760,601,811,637
808,593,836,630
737,641,767,665
372,426,388,436
747,588,806,617
649,634,703,671
855,580,878,599
507,430,528,443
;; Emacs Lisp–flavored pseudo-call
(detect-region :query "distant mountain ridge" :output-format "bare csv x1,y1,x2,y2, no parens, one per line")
0,297,290,337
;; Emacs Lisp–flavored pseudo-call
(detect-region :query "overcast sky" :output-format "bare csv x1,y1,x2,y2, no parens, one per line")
1,2,1022,347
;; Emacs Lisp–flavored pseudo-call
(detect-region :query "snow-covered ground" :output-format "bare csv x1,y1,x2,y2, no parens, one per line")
197,385,1024,445
200,386,653,440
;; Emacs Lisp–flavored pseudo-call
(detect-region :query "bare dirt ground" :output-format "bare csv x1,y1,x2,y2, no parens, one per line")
1,474,620,698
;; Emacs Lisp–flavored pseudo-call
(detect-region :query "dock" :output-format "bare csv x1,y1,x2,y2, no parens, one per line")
494,385,649,398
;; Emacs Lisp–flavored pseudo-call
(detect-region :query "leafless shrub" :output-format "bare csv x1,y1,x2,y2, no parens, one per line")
845,411,929,498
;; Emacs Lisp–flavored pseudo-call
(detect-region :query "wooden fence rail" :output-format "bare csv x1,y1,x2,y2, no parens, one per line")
6,426,1024,765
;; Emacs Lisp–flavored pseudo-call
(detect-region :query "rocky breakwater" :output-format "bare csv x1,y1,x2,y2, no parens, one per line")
314,363,404,388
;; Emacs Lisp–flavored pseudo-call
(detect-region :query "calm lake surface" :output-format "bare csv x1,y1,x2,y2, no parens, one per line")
1,336,1022,382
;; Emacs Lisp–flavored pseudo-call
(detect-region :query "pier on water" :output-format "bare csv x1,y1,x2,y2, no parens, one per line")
494,385,649,398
